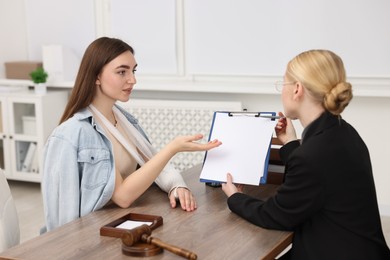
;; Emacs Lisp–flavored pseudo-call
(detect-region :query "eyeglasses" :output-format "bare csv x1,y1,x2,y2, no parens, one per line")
275,81,296,92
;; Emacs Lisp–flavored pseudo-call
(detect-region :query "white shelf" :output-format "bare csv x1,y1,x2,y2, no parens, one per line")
0,90,68,182
0,79,74,88
0,79,32,87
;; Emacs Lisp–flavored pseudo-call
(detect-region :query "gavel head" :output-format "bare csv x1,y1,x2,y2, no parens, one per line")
122,224,152,246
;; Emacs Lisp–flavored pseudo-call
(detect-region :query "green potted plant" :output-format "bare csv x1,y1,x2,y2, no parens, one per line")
29,67,48,95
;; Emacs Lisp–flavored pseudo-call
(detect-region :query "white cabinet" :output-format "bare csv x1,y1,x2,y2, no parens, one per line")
0,90,68,182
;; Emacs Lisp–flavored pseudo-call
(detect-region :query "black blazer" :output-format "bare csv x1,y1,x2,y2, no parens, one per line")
227,111,390,260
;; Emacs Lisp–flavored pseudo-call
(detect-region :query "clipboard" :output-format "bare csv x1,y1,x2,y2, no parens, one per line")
200,111,278,185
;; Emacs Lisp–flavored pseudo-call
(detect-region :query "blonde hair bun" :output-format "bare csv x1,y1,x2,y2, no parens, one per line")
324,82,353,115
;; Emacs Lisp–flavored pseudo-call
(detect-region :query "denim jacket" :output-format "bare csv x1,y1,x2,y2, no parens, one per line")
42,105,151,231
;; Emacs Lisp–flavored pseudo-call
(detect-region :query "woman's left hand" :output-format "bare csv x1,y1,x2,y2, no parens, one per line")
167,134,222,154
169,187,197,212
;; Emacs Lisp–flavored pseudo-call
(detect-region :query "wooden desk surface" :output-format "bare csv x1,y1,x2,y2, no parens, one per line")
1,165,292,260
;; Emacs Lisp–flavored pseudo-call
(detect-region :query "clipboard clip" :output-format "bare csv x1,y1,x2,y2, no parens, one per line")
228,112,261,117
228,112,283,120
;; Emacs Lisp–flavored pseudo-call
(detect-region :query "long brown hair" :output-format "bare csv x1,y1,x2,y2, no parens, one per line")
59,37,134,124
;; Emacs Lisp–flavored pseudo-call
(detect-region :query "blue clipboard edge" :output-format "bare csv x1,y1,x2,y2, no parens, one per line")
200,111,277,185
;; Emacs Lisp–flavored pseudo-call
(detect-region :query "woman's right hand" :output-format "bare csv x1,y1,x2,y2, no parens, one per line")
222,173,243,197
275,112,297,145
167,134,222,154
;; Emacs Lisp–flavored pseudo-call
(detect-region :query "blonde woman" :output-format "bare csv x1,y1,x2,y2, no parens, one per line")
222,50,390,259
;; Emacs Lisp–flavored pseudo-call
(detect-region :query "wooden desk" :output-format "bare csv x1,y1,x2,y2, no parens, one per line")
1,165,292,260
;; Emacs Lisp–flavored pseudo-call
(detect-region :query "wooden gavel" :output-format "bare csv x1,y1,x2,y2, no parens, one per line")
121,224,197,260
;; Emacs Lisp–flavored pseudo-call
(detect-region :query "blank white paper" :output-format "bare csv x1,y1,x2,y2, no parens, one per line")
200,112,277,185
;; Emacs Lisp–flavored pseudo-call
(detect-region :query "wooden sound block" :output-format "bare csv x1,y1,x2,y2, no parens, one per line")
122,242,163,257
100,212,163,238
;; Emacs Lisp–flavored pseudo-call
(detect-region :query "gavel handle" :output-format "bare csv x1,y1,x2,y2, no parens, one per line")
142,234,197,260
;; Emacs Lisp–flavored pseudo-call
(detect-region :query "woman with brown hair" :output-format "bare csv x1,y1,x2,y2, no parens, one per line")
42,37,221,231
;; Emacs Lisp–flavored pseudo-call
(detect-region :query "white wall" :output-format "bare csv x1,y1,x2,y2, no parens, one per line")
0,0,28,77
0,0,389,215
